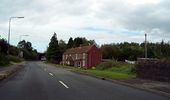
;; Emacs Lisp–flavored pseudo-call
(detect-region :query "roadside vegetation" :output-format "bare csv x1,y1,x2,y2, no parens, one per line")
0,54,10,67
0,37,39,67
7,55,23,63
73,61,136,79
45,60,136,79
101,41,170,61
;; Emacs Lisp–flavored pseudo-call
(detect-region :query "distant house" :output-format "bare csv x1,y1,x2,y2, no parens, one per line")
62,45,102,68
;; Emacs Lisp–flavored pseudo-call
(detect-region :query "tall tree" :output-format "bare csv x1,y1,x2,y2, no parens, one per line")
17,40,33,51
46,33,61,63
0,38,8,55
73,37,83,47
59,40,66,52
18,40,26,48
67,37,74,48
25,41,32,51
17,40,38,60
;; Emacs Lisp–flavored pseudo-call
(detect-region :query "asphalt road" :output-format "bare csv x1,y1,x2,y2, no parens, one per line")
0,62,169,100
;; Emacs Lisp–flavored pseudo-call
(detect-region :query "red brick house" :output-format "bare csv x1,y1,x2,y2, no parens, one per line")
62,45,102,68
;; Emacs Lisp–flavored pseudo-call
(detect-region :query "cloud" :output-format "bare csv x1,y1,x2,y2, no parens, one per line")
0,0,169,52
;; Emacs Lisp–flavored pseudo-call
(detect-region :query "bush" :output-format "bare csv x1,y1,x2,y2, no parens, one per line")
7,55,22,63
0,54,9,66
96,61,113,70
96,60,132,70
110,66,134,74
22,49,38,60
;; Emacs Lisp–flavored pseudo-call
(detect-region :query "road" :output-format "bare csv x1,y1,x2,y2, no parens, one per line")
0,62,169,100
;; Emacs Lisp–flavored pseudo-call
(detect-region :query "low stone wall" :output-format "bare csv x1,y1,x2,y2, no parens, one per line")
136,58,170,82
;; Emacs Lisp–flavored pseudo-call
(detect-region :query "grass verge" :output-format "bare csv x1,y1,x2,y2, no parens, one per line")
73,69,136,79
0,55,23,68
44,60,136,79
0,55,10,67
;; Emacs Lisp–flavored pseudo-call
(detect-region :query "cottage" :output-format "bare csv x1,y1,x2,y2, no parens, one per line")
62,45,102,68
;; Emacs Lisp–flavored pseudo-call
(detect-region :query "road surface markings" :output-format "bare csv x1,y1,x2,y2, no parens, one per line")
49,73,53,76
44,68,46,71
59,81,69,88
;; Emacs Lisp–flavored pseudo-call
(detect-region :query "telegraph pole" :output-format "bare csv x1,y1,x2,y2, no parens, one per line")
145,33,147,58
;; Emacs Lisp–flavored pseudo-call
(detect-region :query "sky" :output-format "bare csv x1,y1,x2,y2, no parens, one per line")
0,0,170,52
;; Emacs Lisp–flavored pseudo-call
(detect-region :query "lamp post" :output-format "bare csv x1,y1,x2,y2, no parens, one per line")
7,17,24,55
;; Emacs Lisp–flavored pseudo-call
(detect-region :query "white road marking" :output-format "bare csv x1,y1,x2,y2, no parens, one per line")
44,68,46,71
59,81,69,88
49,73,53,76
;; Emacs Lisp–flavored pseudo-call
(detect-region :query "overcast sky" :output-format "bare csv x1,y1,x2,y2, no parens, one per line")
0,0,170,52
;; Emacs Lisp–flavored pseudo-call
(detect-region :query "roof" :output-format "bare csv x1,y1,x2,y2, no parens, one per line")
64,45,94,54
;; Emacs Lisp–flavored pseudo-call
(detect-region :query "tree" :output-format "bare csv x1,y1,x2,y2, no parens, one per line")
59,40,67,53
101,44,120,60
67,37,74,48
17,40,38,60
9,45,19,56
46,33,61,63
18,40,32,51
25,41,32,51
88,40,96,45
0,38,8,55
18,40,26,48
73,37,83,47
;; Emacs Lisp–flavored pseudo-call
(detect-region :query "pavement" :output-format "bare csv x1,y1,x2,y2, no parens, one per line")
0,62,25,81
0,61,169,100
118,78,170,96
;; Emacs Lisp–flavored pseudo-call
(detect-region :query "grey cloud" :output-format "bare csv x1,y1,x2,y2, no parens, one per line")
94,0,170,35
1,0,170,52
125,2,170,32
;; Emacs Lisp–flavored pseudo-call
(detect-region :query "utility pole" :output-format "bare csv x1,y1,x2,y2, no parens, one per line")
145,33,147,58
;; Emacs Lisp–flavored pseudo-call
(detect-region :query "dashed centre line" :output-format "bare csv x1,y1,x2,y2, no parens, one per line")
59,81,69,88
49,73,53,76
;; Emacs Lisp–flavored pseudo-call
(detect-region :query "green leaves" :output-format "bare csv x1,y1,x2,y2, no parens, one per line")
46,33,61,63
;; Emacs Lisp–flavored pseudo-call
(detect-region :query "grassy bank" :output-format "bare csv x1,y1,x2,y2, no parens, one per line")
73,69,136,79
45,60,136,79
0,55,23,68
0,55,10,67
73,61,136,79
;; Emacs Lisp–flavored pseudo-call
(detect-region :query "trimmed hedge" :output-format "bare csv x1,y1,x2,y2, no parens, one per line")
136,59,170,82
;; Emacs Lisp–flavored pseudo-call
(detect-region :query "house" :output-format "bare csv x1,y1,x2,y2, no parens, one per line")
62,44,102,68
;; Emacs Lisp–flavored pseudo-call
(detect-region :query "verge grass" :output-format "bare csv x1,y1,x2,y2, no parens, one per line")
45,60,136,79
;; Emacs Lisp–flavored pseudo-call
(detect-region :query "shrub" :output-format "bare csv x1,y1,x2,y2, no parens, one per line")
96,60,132,70
96,61,113,70
7,55,22,63
0,54,9,66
